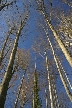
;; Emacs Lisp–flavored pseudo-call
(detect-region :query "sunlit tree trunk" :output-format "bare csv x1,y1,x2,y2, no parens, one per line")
0,15,28,107
46,51,60,107
46,55,54,108
44,28,72,102
36,0,72,67
41,10,72,67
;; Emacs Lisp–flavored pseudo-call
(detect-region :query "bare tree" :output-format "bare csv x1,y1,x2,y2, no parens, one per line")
0,13,28,108
35,0,72,67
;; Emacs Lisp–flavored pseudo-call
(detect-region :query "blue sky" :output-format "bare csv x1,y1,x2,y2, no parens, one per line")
0,0,72,108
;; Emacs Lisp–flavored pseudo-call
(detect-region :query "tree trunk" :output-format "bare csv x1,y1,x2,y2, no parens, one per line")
46,56,54,108
32,62,42,108
45,29,72,102
0,22,24,108
41,9,72,67
0,27,14,66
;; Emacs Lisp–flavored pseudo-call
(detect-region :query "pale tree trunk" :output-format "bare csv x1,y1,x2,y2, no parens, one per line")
46,55,60,107
0,27,14,66
44,28,72,102
0,14,28,107
41,10,72,67
56,56,72,102
46,55,54,108
57,56,72,90
36,0,72,67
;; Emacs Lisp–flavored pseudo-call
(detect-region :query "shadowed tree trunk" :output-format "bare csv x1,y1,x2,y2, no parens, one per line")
46,53,60,108
32,62,42,108
0,27,14,66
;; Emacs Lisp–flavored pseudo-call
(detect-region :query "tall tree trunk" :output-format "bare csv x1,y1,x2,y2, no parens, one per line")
0,15,28,107
32,62,42,108
46,54,60,107
41,9,72,67
0,27,14,66
46,56,54,108
35,0,72,66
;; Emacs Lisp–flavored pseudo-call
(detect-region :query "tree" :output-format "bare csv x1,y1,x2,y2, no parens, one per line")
39,2,72,102
0,0,72,107
32,63,42,108
36,0,72,67
0,13,28,108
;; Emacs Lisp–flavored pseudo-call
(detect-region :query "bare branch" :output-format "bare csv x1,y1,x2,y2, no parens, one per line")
0,0,16,11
